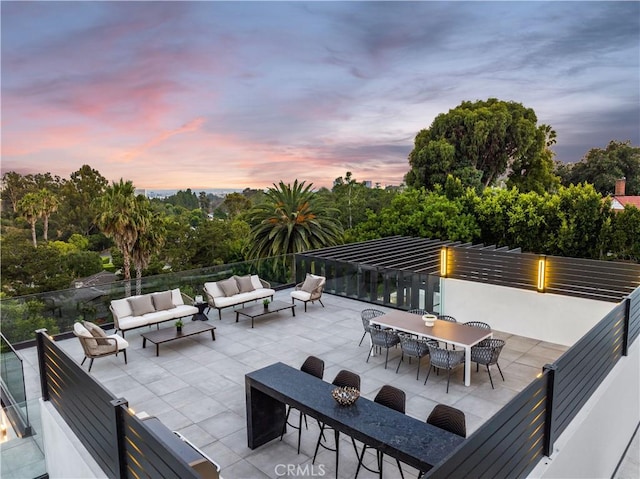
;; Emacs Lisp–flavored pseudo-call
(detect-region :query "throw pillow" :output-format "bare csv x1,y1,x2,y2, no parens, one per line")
235,275,255,293
250,275,263,290
152,291,175,311
218,278,240,297
83,321,110,346
127,295,156,316
301,275,322,293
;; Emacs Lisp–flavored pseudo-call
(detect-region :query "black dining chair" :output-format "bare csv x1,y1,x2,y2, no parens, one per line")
424,343,465,393
396,333,435,380
470,338,506,388
280,356,325,453
312,370,361,478
352,385,406,479
359,308,385,346
366,327,401,369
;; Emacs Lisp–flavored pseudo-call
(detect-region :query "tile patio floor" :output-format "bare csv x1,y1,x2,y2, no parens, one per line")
4,289,636,478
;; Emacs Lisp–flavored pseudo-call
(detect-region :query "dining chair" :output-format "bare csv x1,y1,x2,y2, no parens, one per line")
359,309,385,346
396,333,435,380
312,370,361,478
353,385,406,479
280,355,325,453
366,327,400,369
437,314,457,322
470,338,506,388
424,343,465,393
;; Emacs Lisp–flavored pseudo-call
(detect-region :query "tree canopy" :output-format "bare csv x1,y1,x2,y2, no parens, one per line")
406,98,558,193
555,140,640,195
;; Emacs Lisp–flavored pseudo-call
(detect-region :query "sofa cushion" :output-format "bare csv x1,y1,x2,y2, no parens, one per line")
235,275,255,293
74,322,97,349
111,298,133,319
301,274,323,293
204,282,224,299
84,321,110,346
250,275,263,290
128,295,156,316
171,288,184,306
291,290,312,301
219,278,240,297
152,291,175,311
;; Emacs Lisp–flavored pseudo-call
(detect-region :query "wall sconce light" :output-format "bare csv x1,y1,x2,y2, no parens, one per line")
440,247,448,278
537,257,546,292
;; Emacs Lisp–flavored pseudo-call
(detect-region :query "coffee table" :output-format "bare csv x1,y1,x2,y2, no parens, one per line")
141,321,216,356
235,300,296,328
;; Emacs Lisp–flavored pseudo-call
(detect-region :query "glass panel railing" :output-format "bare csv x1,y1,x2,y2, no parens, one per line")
0,254,294,344
0,334,30,434
0,398,45,479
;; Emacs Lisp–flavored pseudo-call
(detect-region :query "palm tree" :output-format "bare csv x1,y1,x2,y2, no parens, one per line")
37,188,60,241
247,180,343,267
95,180,139,296
131,200,165,295
17,192,41,247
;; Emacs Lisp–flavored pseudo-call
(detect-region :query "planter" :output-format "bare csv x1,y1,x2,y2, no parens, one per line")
176,326,183,333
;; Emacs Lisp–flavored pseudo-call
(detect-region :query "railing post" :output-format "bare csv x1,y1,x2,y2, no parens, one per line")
111,398,129,479
542,363,557,457
35,329,49,402
622,297,631,357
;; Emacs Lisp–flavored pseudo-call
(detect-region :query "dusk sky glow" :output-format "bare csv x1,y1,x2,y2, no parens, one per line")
2,1,639,191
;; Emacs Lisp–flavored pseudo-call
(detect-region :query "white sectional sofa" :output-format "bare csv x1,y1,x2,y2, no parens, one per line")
109,288,199,337
204,275,275,319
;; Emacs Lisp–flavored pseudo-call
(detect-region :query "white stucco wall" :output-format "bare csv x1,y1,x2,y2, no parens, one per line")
529,340,640,478
40,400,107,479
441,278,616,345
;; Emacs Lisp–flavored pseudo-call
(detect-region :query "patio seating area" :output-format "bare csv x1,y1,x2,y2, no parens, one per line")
12,289,570,478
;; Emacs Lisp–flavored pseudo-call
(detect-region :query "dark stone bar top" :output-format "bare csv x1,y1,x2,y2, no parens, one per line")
245,362,465,471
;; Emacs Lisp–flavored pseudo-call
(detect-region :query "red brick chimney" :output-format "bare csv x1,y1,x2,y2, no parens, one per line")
615,177,626,196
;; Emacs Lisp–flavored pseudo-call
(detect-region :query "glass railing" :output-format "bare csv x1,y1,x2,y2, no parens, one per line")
0,334,30,435
0,398,45,479
0,254,294,345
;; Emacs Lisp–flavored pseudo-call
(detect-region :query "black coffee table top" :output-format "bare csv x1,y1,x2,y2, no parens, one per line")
236,300,294,318
141,321,215,344
245,362,464,470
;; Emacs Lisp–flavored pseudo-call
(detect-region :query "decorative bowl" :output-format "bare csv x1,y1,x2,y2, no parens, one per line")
422,314,437,327
331,386,360,406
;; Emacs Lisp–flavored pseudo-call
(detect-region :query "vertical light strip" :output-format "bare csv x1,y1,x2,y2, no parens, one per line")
537,257,546,292
440,247,448,277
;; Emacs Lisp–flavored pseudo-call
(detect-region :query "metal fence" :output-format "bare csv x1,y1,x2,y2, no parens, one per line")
426,287,639,478
35,330,199,479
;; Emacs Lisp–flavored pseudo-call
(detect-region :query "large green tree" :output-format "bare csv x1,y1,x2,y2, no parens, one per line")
406,98,556,192
247,180,343,264
95,180,140,295
58,165,108,237
556,140,640,195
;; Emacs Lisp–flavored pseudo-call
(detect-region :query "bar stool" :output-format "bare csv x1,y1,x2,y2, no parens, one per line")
312,370,361,478
280,356,324,453
353,385,406,479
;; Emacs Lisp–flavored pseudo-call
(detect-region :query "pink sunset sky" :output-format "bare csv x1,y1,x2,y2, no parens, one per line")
2,1,639,191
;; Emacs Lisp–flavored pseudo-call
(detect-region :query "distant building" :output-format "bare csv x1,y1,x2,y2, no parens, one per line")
611,178,640,211
363,180,372,188
135,188,148,197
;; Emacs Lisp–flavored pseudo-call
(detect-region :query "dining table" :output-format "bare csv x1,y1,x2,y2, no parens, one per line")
370,311,493,386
